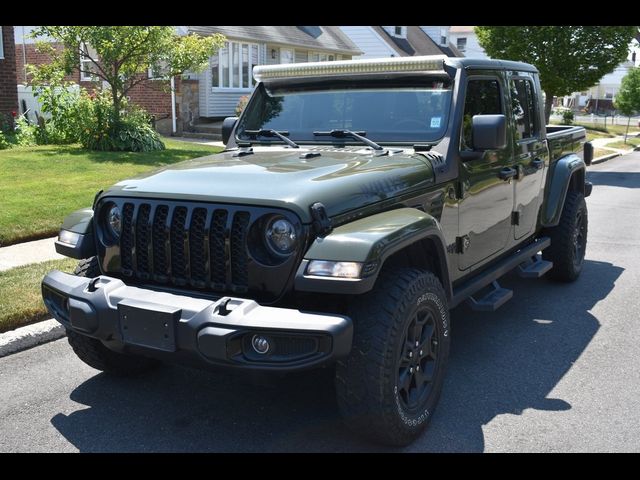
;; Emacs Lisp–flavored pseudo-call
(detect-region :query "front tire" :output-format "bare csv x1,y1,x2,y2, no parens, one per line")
335,268,450,446
66,257,160,376
543,190,588,282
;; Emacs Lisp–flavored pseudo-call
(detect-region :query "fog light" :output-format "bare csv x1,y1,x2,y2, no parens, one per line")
251,335,271,354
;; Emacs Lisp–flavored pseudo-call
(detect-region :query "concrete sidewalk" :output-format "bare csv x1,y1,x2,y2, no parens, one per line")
165,136,225,148
0,237,64,272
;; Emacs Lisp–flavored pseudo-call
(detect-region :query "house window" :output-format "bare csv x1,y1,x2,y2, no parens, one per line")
440,28,448,46
395,26,402,36
0,27,4,60
308,51,336,62
211,41,259,90
80,43,99,81
456,37,467,52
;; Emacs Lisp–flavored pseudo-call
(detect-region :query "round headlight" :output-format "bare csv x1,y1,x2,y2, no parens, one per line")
106,205,121,239
265,217,297,256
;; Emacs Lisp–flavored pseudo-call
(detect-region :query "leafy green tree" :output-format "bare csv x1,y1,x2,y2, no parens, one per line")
614,67,640,142
475,26,637,123
29,26,225,123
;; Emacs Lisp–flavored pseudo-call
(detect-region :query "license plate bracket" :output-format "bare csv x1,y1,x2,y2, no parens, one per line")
118,299,181,352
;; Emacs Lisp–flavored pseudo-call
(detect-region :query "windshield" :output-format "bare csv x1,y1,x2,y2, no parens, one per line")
237,78,453,145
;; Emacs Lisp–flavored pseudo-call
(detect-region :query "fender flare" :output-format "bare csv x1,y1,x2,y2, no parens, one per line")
55,207,96,259
294,208,451,298
541,154,586,228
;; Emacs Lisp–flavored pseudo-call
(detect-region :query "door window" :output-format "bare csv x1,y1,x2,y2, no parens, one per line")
461,79,502,150
510,78,538,140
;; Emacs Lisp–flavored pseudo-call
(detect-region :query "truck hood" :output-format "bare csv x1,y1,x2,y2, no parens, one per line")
104,147,435,223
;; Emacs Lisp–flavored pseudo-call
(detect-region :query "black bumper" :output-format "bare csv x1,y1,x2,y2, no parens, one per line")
42,271,353,372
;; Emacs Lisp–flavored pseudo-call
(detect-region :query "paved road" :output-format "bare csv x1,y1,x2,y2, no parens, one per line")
2,153,640,452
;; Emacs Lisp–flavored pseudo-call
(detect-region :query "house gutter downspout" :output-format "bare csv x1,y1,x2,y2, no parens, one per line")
170,75,177,135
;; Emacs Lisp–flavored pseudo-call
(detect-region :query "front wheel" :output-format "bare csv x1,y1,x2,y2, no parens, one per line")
335,268,450,446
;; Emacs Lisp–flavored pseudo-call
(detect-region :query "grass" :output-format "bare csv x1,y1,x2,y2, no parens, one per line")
606,137,640,150
0,139,222,246
594,148,616,159
0,257,78,333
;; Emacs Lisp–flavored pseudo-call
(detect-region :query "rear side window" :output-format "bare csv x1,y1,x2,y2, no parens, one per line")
461,79,502,150
510,78,538,140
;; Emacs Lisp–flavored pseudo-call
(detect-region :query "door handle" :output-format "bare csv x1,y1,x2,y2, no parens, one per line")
531,158,544,170
499,167,517,180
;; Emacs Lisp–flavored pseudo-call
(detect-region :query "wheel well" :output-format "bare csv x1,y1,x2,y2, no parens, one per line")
568,168,585,194
381,237,449,297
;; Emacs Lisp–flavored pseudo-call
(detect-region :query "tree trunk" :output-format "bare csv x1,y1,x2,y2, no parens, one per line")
625,116,630,143
112,89,121,124
544,91,554,125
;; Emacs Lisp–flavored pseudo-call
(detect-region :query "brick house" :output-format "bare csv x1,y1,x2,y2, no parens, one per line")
0,26,19,129
14,26,361,135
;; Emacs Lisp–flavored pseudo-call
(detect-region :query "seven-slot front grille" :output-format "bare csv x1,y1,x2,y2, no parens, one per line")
118,201,252,292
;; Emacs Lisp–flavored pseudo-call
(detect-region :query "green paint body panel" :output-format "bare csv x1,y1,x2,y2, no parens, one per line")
61,208,94,234
304,208,444,264
102,148,435,224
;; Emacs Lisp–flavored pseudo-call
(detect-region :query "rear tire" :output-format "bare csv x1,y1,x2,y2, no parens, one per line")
66,257,160,376
335,268,450,446
543,191,588,282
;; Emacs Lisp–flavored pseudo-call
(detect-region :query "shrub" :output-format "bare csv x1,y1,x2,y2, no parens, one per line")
235,95,250,116
75,93,165,152
0,131,10,150
561,109,575,125
13,117,37,147
32,81,82,145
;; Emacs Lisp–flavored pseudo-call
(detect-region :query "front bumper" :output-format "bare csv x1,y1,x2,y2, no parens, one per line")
42,270,353,372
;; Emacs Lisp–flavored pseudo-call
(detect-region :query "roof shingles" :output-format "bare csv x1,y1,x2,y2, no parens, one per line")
187,26,361,55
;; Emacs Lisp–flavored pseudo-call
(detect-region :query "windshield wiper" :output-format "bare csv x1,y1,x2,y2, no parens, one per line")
313,129,384,151
244,129,299,149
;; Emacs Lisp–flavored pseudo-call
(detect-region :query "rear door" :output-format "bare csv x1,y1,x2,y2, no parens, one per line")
457,75,515,271
508,73,548,240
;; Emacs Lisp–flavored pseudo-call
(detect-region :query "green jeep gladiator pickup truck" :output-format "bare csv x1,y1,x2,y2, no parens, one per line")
42,55,593,446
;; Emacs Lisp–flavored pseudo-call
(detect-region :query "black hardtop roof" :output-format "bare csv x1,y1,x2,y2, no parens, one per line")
446,57,538,73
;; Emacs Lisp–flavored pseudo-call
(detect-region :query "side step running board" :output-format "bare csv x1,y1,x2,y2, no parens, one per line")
517,255,553,278
466,281,513,312
451,236,550,309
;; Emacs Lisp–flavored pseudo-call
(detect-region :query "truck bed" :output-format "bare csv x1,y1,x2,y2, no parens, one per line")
546,125,587,163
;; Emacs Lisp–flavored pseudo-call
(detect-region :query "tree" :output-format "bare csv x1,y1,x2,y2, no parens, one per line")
29,26,225,123
614,67,640,143
475,26,637,123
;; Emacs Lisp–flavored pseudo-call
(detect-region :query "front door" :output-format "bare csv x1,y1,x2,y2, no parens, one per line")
458,76,515,271
508,74,548,240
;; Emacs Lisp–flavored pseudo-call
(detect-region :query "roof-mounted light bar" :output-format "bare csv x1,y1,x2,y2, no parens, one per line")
253,55,449,82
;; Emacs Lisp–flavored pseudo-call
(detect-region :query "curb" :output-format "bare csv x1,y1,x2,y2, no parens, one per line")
592,153,621,165
0,319,65,358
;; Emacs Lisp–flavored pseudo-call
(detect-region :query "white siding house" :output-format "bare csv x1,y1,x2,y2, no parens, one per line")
338,26,398,58
449,26,489,59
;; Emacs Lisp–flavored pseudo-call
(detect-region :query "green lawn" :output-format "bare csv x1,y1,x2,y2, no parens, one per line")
0,139,222,246
0,258,78,333
606,137,640,150
594,148,617,159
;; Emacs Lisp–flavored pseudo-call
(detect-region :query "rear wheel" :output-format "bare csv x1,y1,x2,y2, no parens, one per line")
335,268,450,446
66,257,160,376
543,191,588,282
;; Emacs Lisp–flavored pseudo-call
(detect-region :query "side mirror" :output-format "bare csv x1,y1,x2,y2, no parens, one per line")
472,114,507,150
222,116,238,145
583,141,593,166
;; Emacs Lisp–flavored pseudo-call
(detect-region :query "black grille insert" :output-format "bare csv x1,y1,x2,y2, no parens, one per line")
117,201,254,292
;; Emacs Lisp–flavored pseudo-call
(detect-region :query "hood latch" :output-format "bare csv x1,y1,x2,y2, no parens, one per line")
310,202,332,237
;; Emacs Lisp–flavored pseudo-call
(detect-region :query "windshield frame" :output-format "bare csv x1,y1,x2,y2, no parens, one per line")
235,76,454,147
